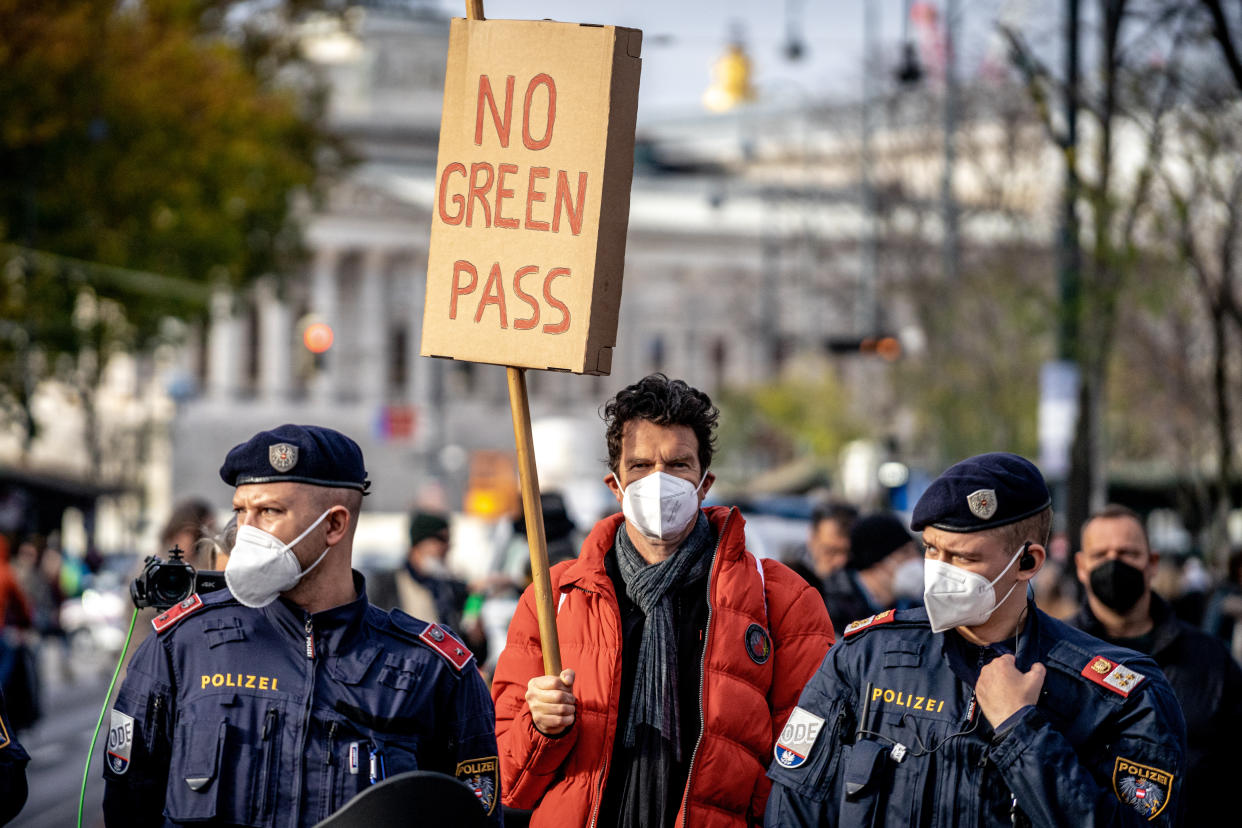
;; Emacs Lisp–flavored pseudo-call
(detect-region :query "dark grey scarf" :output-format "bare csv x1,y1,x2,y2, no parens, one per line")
612,512,714,826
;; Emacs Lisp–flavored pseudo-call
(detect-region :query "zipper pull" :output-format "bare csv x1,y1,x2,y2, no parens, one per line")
305,616,315,659
262,708,277,740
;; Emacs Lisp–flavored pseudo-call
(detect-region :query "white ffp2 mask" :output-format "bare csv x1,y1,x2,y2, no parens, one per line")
922,543,1025,633
225,509,333,608
615,471,706,541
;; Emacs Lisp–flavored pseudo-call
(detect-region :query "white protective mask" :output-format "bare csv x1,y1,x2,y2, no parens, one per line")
614,471,706,542
922,543,1025,633
225,509,333,608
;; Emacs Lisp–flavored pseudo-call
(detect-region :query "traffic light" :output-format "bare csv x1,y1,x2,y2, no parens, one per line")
824,335,902,361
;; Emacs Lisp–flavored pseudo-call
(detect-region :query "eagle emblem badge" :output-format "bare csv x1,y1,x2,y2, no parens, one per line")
456,757,499,815
966,489,998,520
1113,757,1174,819
269,443,298,472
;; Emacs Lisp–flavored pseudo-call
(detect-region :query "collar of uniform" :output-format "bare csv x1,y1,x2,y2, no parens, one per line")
941,597,1043,681
261,569,370,654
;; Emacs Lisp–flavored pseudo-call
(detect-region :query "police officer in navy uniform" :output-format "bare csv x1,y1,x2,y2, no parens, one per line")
102,424,501,827
0,684,29,825
766,452,1187,827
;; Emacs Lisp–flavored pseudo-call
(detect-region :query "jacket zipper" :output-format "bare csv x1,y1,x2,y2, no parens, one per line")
679,510,730,827
149,695,164,751
258,708,279,820
324,720,339,816
584,579,621,828
290,614,317,827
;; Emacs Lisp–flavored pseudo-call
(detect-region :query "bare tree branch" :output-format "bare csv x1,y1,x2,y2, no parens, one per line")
1200,0,1242,92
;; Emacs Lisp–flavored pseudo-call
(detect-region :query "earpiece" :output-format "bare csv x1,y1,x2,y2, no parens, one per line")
1018,541,1036,571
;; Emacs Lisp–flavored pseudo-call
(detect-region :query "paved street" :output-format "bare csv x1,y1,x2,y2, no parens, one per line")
12,645,116,827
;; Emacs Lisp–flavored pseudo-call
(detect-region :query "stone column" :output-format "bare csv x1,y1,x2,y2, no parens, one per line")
357,248,387,404
205,288,238,400
255,277,292,403
309,247,339,404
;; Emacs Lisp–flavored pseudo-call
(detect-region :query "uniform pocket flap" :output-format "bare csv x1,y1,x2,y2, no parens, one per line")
203,617,247,648
182,721,224,791
883,651,922,668
843,739,888,799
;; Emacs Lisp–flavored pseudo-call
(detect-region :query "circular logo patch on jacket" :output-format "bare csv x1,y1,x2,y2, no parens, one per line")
745,623,771,664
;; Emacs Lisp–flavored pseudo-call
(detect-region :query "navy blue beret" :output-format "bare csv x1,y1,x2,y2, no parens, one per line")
219,424,370,492
911,452,1050,533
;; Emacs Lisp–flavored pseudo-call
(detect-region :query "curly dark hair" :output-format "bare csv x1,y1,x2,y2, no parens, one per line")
603,374,719,474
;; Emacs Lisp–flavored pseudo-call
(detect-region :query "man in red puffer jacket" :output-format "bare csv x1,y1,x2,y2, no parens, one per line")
492,374,835,827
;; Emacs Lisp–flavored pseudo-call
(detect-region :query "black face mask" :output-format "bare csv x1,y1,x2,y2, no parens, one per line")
1089,559,1147,613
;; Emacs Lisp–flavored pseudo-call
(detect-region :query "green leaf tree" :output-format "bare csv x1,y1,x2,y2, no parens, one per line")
0,0,342,461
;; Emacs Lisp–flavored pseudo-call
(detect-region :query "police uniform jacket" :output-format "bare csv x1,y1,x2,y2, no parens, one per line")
766,603,1187,827
102,572,501,827
0,685,29,825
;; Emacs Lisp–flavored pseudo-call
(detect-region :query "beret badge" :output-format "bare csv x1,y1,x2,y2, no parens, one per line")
269,443,298,473
966,489,997,520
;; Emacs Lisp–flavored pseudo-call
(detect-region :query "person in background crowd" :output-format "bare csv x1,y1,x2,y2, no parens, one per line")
477,493,579,682
767,452,1187,826
1028,531,1082,620
492,374,834,827
103,424,501,826
1069,503,1242,827
0,537,38,730
1170,554,1211,626
806,502,857,582
0,538,31,632
11,541,46,634
159,498,217,570
196,513,237,571
821,512,921,626
370,510,488,665
1204,546,1242,662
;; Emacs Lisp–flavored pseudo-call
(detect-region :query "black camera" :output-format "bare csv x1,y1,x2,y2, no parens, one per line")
130,547,227,610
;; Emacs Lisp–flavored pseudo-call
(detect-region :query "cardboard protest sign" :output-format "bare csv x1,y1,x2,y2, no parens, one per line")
420,18,642,375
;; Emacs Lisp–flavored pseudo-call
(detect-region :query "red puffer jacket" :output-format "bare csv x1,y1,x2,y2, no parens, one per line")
492,506,835,827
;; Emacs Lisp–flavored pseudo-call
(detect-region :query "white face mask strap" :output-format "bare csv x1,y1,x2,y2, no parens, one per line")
614,471,704,494
285,508,334,552
282,507,335,580
298,544,332,581
988,542,1027,588
988,542,1029,613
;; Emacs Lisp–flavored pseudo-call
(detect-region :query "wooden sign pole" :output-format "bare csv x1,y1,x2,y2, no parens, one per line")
506,367,562,676
464,0,562,677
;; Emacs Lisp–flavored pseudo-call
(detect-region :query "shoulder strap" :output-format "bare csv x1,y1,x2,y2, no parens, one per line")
384,609,474,672
152,594,205,634
418,622,473,672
